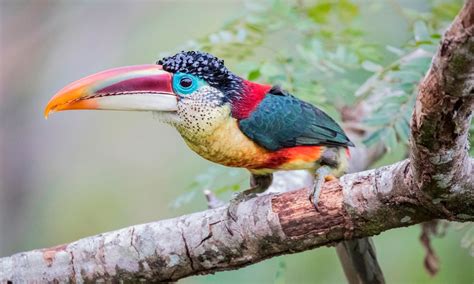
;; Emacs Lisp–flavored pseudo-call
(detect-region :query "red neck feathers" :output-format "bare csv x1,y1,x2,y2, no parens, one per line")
231,80,272,120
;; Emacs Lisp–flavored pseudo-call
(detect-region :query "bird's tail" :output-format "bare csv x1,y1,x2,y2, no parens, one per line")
336,238,385,284
322,147,385,283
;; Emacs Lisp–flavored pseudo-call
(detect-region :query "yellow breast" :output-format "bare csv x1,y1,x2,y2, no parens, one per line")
182,116,269,168
170,95,270,168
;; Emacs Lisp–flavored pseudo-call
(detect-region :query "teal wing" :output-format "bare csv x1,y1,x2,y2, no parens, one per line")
238,87,353,151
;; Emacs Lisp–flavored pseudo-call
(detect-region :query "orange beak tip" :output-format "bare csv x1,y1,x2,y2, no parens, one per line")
44,103,54,119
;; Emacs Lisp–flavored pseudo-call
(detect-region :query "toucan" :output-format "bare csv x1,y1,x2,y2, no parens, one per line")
45,51,353,215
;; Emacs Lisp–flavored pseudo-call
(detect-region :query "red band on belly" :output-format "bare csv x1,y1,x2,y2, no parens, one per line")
261,145,323,169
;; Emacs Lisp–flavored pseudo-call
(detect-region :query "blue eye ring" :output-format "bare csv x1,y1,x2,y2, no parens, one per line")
173,73,200,95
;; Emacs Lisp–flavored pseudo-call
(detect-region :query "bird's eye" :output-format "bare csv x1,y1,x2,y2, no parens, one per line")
179,77,193,89
173,73,204,95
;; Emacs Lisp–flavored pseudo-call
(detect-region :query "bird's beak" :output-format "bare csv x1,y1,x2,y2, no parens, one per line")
44,64,177,118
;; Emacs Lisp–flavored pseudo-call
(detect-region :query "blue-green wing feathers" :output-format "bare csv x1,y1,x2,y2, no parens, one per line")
238,87,353,151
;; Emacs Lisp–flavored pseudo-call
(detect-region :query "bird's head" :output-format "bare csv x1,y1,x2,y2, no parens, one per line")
45,51,271,137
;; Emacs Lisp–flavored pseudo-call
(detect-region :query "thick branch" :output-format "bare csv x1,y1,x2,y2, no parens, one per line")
1,160,472,282
410,0,474,211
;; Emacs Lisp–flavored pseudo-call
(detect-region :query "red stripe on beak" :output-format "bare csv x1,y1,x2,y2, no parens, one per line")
45,65,177,118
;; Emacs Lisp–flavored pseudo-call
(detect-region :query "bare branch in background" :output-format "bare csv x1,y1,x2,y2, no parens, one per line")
204,189,225,209
420,221,441,276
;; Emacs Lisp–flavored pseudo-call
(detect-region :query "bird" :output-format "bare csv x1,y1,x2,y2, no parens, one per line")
45,50,354,216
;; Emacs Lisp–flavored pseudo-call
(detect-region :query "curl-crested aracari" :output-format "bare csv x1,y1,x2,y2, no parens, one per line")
45,51,354,214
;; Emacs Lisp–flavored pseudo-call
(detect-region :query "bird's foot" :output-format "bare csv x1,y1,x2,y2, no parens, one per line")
227,173,273,222
310,165,332,211
227,187,260,222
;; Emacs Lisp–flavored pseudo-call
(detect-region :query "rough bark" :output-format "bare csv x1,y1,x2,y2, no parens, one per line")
410,0,474,208
0,0,473,282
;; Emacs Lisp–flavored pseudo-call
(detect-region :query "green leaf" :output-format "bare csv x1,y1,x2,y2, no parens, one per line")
364,113,393,127
432,2,462,20
362,60,383,72
363,128,385,146
414,20,430,42
402,56,432,73
307,2,332,24
339,0,359,22
395,119,410,143
390,70,422,84
383,95,409,105
398,82,415,93
215,184,241,195
324,60,345,73
384,127,398,152
386,45,405,56
415,40,434,46
248,69,261,80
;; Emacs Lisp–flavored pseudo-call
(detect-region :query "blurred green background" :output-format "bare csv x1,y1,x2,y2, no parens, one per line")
0,0,472,283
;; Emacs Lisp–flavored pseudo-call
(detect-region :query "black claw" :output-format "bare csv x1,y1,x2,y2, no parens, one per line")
227,203,238,222
227,207,238,222
309,194,320,212
227,174,273,223
227,192,248,222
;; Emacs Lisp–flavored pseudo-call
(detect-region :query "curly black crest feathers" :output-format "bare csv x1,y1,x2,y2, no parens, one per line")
157,51,243,96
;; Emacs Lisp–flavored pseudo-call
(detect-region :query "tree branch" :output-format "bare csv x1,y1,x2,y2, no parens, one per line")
1,0,473,282
410,0,474,211
1,160,472,282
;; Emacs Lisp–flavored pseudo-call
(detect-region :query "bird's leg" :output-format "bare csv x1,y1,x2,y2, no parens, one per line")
227,173,273,221
310,165,332,210
249,173,273,194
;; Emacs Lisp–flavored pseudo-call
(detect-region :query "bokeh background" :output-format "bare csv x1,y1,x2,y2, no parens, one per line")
0,0,472,283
